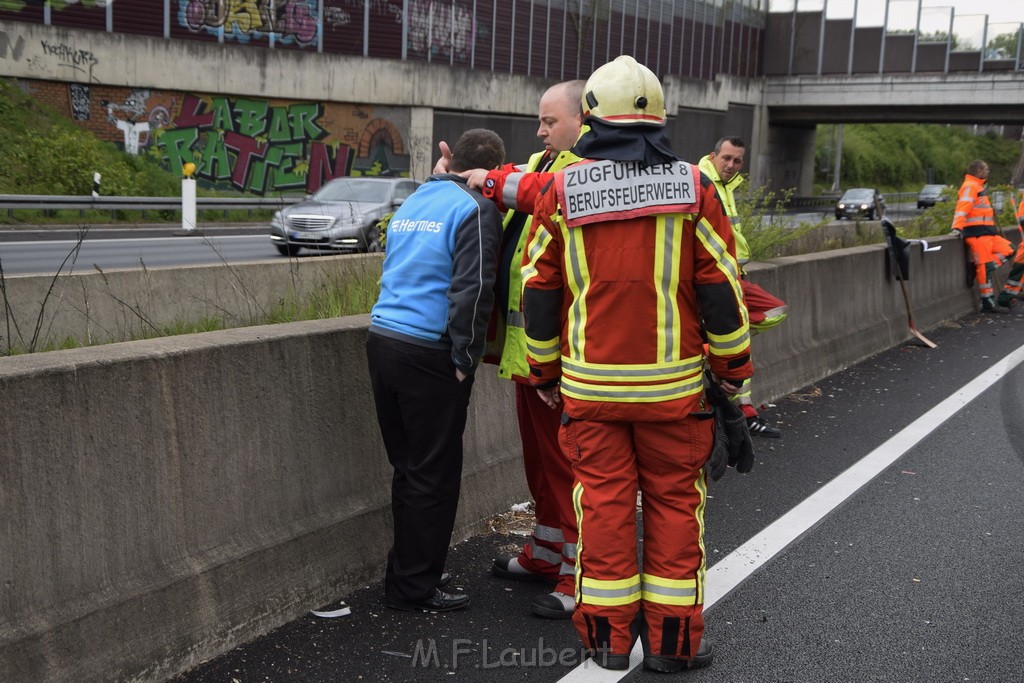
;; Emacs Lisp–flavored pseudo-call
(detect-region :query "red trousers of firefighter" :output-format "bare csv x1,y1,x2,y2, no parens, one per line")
514,383,578,594
965,234,1014,300
563,414,713,659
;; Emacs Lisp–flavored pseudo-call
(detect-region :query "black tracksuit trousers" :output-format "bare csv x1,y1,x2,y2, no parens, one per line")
366,332,475,603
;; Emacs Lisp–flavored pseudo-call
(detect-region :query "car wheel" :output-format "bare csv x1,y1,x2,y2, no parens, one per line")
276,243,301,256
867,210,875,220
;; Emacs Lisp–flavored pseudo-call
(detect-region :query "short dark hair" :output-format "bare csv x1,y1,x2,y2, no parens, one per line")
967,159,988,176
714,136,745,153
450,128,505,173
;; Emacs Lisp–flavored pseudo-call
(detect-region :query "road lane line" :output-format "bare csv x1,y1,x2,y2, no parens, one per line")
557,343,1024,682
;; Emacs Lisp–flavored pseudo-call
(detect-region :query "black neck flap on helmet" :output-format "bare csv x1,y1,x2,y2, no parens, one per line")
572,118,679,168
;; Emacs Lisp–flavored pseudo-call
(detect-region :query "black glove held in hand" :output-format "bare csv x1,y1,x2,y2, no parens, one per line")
720,403,755,473
706,409,730,481
704,371,755,475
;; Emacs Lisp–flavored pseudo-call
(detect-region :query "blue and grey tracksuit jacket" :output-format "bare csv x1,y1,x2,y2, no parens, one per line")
369,174,503,374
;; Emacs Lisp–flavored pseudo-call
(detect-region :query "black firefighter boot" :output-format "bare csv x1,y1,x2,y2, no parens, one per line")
981,296,1010,314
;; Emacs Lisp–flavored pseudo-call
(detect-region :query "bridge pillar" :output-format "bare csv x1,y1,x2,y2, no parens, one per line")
410,107,435,181
764,124,817,195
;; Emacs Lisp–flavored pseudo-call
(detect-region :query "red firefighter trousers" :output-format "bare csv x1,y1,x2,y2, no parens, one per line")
563,414,712,659
515,383,578,594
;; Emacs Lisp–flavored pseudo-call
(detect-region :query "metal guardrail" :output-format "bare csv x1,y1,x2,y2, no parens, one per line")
0,194,302,213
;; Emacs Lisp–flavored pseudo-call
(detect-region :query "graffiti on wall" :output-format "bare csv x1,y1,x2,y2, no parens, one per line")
0,30,27,61
28,82,412,195
101,88,152,155
157,95,410,194
406,0,474,61
179,0,319,46
0,1,106,13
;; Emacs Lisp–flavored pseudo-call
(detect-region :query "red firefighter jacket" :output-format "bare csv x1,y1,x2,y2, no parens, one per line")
483,160,753,422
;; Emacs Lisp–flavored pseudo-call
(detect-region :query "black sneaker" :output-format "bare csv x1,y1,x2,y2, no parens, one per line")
747,414,782,438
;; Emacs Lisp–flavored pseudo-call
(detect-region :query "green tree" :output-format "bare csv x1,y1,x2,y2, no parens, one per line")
987,30,1023,60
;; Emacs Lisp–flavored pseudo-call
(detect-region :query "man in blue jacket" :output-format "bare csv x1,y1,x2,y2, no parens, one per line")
367,128,505,613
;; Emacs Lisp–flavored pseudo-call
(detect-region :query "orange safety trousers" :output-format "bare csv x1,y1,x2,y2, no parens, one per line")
563,414,712,659
965,234,1014,298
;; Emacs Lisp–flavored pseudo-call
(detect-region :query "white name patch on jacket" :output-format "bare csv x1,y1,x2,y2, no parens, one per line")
556,159,699,227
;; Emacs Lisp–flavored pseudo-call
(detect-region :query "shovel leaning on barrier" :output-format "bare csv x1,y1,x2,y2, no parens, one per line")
876,195,937,348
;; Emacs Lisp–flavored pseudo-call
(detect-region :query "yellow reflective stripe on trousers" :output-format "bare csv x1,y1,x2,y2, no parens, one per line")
641,574,699,606
580,574,642,606
695,470,708,602
573,482,584,603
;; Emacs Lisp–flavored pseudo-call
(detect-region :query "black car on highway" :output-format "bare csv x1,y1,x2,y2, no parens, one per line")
835,188,886,220
269,177,419,256
917,184,949,209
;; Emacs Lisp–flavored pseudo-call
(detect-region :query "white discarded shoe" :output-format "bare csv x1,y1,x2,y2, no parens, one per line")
490,555,552,582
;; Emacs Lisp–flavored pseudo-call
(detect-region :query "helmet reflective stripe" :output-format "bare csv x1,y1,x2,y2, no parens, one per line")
582,55,666,127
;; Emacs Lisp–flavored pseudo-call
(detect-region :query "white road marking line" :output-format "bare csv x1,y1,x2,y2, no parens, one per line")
557,344,1024,682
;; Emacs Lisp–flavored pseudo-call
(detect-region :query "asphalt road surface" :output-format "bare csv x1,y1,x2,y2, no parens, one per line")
172,310,1024,683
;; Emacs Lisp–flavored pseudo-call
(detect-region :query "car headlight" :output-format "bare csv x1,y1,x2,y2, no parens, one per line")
860,204,868,210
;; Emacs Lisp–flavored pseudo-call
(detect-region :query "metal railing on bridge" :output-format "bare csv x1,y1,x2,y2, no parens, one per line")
0,194,301,220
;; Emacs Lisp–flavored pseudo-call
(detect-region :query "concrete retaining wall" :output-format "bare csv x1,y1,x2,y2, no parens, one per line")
0,233,983,681
1,253,386,351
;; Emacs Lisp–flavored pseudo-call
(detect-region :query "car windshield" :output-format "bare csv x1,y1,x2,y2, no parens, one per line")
921,185,944,194
841,189,874,202
311,179,392,203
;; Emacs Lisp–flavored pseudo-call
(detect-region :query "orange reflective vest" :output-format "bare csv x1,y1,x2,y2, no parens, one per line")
952,174,996,237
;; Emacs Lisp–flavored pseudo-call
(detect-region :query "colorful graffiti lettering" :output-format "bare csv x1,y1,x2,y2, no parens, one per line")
180,0,319,46
158,94,360,194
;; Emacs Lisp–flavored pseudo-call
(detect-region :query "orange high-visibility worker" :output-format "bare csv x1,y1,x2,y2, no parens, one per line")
951,159,1015,313
483,56,753,673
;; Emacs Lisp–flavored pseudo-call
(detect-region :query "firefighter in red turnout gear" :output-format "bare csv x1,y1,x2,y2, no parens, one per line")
478,56,753,673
